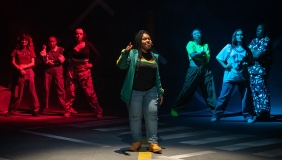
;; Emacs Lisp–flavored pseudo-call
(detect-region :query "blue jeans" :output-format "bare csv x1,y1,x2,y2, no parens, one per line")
128,87,159,143
212,81,253,120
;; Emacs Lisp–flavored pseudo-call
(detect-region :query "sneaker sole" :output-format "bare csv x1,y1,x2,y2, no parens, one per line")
149,148,162,153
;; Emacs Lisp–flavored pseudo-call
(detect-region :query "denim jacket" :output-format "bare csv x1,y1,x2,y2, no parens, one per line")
116,49,163,104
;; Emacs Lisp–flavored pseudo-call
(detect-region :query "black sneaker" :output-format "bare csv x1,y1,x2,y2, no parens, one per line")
39,108,46,114
31,111,39,117
5,110,15,117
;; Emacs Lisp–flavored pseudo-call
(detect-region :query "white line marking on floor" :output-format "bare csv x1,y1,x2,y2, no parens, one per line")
94,126,129,131
68,119,128,128
152,151,215,160
180,134,253,145
48,116,118,124
20,130,111,148
118,123,168,135
160,130,221,140
117,126,190,135
26,117,121,129
94,123,168,132
158,126,192,132
253,148,282,157
215,139,282,151
118,131,131,135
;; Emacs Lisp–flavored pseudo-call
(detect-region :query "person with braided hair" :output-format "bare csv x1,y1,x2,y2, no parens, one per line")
117,30,163,153
248,23,273,120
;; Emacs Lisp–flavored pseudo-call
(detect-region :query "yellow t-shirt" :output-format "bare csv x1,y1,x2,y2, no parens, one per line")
186,41,210,63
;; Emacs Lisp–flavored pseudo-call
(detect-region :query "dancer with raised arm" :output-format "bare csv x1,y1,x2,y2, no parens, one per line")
117,30,164,153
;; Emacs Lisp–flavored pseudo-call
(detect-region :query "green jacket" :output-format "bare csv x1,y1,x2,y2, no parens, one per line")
116,49,164,104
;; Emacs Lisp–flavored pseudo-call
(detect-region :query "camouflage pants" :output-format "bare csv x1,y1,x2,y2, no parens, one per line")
65,62,102,114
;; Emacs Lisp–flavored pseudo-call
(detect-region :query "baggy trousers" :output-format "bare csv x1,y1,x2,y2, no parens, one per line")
42,66,66,110
249,74,270,118
212,81,254,120
65,62,102,114
9,69,40,112
172,65,217,110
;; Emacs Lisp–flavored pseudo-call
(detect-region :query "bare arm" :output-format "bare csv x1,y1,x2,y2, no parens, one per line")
11,57,22,70
12,57,28,75
217,58,232,70
190,51,209,63
20,58,35,69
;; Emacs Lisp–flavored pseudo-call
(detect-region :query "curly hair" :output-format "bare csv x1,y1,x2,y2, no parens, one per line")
16,33,35,52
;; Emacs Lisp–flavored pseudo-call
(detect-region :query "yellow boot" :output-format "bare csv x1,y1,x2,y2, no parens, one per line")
149,143,162,153
129,142,142,151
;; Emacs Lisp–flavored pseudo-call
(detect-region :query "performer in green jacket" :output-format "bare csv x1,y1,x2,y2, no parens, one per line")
116,30,163,153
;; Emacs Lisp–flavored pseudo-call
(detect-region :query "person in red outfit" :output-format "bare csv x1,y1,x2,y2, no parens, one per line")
5,33,40,117
39,36,76,116
64,28,102,118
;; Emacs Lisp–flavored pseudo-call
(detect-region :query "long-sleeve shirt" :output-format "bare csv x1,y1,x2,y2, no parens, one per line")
70,41,100,64
248,37,273,75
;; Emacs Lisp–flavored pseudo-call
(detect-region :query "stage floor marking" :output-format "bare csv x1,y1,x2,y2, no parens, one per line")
180,134,253,145
215,139,282,151
20,130,111,148
253,148,282,157
68,119,128,128
160,130,221,140
152,151,215,160
138,152,152,160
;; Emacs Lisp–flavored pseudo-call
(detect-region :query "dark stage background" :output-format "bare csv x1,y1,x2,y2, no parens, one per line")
0,0,281,116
